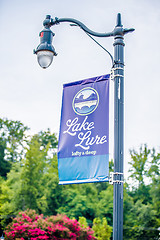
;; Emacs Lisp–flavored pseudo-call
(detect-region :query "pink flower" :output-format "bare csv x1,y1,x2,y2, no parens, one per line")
4,210,96,240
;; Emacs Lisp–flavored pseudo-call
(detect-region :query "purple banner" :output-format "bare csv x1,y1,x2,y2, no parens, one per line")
58,74,110,184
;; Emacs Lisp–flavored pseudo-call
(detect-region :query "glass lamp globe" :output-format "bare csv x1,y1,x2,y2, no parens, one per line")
37,51,54,69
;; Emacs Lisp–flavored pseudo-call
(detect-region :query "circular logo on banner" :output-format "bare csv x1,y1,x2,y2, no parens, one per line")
72,87,99,116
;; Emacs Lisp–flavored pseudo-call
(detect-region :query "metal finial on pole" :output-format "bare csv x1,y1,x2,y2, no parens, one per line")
116,13,122,27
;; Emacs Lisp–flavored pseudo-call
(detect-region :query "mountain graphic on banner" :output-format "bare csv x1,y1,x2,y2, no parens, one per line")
74,93,98,112
75,93,97,102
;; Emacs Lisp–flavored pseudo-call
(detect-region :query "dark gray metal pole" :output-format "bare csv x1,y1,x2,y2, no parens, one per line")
113,13,125,240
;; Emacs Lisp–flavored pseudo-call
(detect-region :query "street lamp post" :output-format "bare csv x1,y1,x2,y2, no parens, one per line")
34,13,134,240
113,15,125,240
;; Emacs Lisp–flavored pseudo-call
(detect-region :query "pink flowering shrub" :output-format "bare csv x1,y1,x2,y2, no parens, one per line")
4,209,96,240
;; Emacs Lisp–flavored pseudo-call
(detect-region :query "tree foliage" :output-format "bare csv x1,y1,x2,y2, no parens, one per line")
129,144,160,187
125,144,160,239
92,217,112,240
0,118,29,178
0,119,160,239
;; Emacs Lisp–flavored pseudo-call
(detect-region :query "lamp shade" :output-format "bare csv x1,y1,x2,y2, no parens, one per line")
34,27,57,68
37,50,54,69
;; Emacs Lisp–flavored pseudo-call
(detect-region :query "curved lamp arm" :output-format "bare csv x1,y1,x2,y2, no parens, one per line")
49,17,114,37
34,13,135,69
45,14,134,37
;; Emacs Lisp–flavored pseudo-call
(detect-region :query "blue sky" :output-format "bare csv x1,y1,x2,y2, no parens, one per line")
0,0,160,174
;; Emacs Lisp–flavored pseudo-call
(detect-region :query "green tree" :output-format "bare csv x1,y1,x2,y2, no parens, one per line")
20,135,49,211
128,145,160,204
123,183,135,228
124,200,159,240
147,147,160,182
125,145,160,239
37,129,58,150
0,118,29,178
0,130,58,228
57,184,98,224
92,217,112,240
128,144,160,187
128,144,150,187
96,184,113,226
20,130,58,213
150,175,160,219
0,162,22,227
78,216,88,228
40,154,64,216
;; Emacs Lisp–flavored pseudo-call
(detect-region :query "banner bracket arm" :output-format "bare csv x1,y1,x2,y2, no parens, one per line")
109,172,124,185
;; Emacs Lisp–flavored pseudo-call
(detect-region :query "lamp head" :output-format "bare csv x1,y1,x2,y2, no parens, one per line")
34,23,57,69
0,235,4,240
